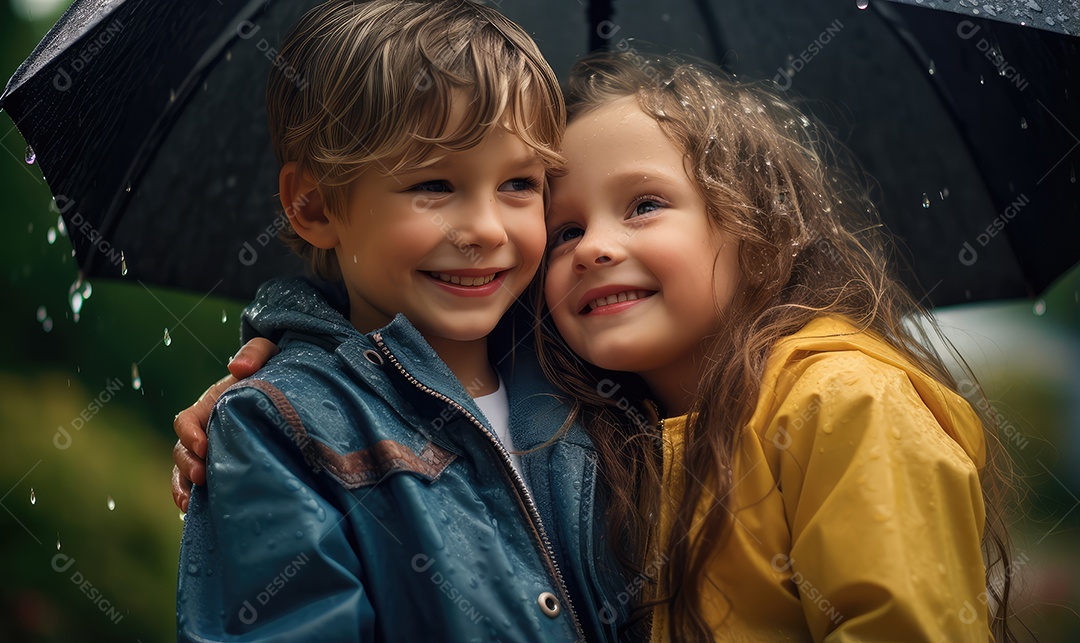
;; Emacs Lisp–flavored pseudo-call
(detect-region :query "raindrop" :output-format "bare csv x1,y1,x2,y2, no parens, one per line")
927,60,936,75
1020,117,1028,129
1070,165,1075,184
107,496,115,511
939,187,950,200
226,50,232,62
120,251,128,276
856,0,869,8
56,533,61,550
164,328,173,347
47,228,57,244
56,215,67,236
1032,299,1046,315
25,145,36,164
169,89,177,103
979,75,985,85
81,280,92,300
125,183,132,193
221,310,228,323
131,362,142,390
70,291,83,322
30,488,36,505
921,193,931,209
352,254,358,263
36,306,47,322
42,317,53,333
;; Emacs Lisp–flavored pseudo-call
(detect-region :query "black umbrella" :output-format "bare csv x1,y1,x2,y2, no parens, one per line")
2,0,1078,306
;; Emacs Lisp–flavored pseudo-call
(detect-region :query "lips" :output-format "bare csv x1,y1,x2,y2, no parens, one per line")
578,286,656,314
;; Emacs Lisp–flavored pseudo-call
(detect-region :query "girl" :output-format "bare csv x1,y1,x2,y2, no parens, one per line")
538,51,1021,641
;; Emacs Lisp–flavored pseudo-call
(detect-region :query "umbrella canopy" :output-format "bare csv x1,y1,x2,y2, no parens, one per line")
2,0,1078,306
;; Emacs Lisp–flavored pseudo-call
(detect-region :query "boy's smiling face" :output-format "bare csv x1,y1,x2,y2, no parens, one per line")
330,122,547,345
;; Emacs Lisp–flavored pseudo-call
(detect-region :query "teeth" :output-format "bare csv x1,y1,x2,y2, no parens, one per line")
431,272,497,286
588,290,651,311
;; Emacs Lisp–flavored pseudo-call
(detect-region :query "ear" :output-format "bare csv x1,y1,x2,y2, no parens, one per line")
279,162,338,249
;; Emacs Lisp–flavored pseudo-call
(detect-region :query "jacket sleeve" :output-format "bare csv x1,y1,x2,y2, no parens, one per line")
177,384,376,642
768,353,988,642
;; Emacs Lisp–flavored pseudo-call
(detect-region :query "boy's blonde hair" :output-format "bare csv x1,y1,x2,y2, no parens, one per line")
266,0,566,280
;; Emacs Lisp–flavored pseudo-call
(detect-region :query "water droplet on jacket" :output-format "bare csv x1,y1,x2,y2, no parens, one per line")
856,0,869,9
125,183,131,192
221,309,228,323
25,145,36,164
56,215,66,236
921,193,931,208
316,506,326,522
284,478,302,492
927,60,935,75
131,363,142,390
1033,299,1046,315
70,291,83,318
295,530,304,539
187,564,199,576
30,488,36,505
107,496,115,511
1020,117,1028,129
822,424,834,434
353,254,358,263
47,227,57,244
164,328,172,346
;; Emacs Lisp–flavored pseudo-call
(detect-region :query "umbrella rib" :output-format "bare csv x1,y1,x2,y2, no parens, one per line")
1034,99,1080,186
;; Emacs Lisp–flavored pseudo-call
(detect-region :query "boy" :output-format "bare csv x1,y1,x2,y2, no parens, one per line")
177,1,626,640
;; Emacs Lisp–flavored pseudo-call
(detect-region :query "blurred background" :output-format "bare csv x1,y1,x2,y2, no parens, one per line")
0,1,1077,641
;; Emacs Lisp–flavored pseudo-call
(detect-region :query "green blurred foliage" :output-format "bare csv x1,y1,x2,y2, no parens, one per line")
0,1,1076,642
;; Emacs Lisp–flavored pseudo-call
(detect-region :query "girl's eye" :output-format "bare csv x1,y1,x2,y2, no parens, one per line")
549,226,584,248
500,177,542,193
410,181,452,193
630,198,663,217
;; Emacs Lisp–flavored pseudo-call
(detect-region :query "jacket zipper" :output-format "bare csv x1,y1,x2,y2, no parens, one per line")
374,334,587,642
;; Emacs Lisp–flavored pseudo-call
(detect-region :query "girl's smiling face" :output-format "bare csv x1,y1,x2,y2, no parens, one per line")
543,97,742,412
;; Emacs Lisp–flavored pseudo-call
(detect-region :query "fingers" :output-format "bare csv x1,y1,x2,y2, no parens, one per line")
173,373,235,458
172,464,192,513
173,438,206,486
228,337,280,380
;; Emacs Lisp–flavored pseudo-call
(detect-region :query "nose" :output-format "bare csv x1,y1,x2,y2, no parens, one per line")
573,227,623,273
455,196,508,250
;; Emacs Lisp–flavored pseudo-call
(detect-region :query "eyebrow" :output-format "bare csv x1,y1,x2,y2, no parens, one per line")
394,150,545,176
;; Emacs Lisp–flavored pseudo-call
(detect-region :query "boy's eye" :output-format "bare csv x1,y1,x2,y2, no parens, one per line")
500,177,542,193
410,181,452,193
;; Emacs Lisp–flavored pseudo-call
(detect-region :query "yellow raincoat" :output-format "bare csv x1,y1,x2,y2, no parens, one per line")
651,317,989,642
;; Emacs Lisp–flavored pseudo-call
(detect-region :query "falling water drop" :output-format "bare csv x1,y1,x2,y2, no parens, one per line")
979,75,985,85
47,228,57,244
70,292,83,323
42,317,53,332
353,254,358,263
221,310,228,323
1071,165,1076,184
927,60,936,75
120,251,128,276
164,328,172,346
131,362,142,390
1033,299,1046,316
125,183,132,193
856,0,869,9
30,488,36,505
169,89,177,103
25,145,36,164
107,496,116,511
56,533,61,550
56,215,67,237
1020,117,1028,129
36,306,47,322
921,193,931,209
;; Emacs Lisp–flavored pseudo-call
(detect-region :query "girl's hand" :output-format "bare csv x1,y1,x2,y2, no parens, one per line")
171,338,281,512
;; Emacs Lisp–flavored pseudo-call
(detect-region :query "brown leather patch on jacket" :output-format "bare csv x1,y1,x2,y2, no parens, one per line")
241,379,457,489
